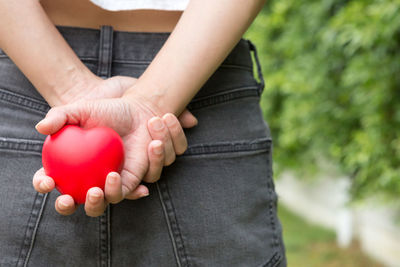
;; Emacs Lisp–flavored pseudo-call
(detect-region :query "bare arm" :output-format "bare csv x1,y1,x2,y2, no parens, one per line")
0,0,98,106
123,0,266,115
0,0,198,217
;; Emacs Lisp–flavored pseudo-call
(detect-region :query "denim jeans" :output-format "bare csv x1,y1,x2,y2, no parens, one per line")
0,25,287,267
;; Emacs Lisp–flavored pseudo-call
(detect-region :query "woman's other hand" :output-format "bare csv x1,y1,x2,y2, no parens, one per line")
59,75,197,128
33,94,196,216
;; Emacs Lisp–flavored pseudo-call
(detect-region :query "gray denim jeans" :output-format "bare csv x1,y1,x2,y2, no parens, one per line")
0,25,286,267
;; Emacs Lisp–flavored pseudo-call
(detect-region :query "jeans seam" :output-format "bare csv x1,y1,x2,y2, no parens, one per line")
266,154,279,248
16,193,48,267
97,25,113,267
267,153,279,251
110,58,252,70
156,181,190,267
74,56,98,61
17,193,37,267
156,182,182,267
219,64,253,72
99,212,109,267
107,205,111,267
260,252,283,267
264,144,284,267
110,59,151,65
98,205,111,267
0,88,49,115
181,137,271,156
187,86,260,110
0,138,43,153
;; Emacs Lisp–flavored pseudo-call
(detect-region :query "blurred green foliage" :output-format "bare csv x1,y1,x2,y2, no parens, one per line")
277,204,382,266
245,0,400,201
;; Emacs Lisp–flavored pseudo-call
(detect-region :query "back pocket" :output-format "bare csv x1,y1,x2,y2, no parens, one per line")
156,137,284,266
0,88,48,141
0,145,47,266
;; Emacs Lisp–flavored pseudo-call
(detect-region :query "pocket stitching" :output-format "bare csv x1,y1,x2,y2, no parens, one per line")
0,137,43,154
187,85,260,111
182,137,271,156
259,251,283,267
16,193,48,267
0,88,49,115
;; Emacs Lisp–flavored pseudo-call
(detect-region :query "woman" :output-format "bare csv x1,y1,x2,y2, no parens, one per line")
0,0,286,266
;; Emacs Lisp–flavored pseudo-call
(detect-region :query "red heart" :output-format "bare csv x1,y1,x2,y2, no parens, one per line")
42,125,125,204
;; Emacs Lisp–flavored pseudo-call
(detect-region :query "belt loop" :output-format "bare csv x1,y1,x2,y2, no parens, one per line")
97,25,114,79
247,39,265,95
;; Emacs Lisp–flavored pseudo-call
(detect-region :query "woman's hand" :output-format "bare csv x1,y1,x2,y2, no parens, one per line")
33,97,188,216
58,75,197,129
61,75,197,174
58,75,135,105
33,78,197,217
57,75,197,168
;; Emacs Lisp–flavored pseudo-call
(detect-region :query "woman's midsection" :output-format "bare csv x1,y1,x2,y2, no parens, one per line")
39,0,183,32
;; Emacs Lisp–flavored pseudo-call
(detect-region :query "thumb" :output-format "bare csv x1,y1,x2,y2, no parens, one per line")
178,109,198,128
35,104,80,135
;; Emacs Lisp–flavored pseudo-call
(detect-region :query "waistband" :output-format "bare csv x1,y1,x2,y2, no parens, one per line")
54,25,254,68
0,25,265,94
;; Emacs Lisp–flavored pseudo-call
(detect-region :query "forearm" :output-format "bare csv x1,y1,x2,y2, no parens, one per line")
123,0,266,116
0,0,97,106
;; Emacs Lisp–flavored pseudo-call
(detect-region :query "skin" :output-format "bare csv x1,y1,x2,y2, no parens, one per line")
39,0,183,32
34,96,192,216
0,0,266,217
31,76,197,216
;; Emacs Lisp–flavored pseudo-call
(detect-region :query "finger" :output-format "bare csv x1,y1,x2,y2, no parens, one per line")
84,187,107,217
35,108,68,135
119,126,152,198
177,109,198,128
33,167,56,193
147,117,176,166
35,104,81,135
163,113,188,155
124,184,150,200
143,140,165,183
55,195,78,216
104,172,124,204
120,169,143,198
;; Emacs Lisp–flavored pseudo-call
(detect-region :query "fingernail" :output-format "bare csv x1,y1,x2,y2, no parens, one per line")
154,143,163,155
89,192,101,203
40,180,51,191
141,191,150,198
164,114,175,127
35,119,47,130
152,118,164,131
108,173,117,184
59,200,70,209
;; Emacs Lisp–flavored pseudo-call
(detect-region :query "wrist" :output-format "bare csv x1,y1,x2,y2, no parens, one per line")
47,67,101,107
122,90,165,119
122,80,174,117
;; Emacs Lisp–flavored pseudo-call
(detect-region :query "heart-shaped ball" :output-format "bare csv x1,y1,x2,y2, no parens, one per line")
42,125,125,204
